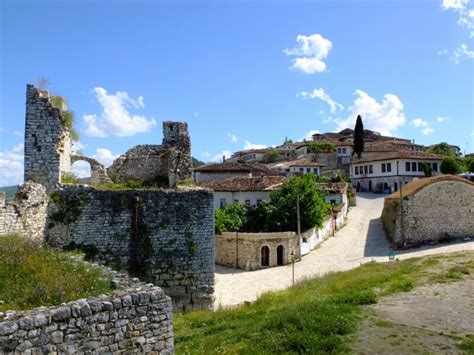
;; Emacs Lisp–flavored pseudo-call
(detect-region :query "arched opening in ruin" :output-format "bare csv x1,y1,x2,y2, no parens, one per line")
261,246,270,267
276,245,284,266
70,160,92,184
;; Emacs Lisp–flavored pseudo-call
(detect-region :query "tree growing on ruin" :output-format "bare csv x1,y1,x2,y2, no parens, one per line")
353,115,364,158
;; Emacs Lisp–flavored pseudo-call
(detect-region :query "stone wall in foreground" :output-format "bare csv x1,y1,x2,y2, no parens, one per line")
0,274,173,354
47,186,215,312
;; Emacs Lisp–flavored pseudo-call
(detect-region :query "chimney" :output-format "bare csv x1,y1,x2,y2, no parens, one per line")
223,155,226,163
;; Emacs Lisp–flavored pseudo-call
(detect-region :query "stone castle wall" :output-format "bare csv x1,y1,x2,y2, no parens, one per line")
0,182,49,243
0,271,173,354
46,186,215,312
24,85,71,191
382,179,474,247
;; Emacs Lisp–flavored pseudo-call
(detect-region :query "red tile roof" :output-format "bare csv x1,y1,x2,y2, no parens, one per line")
351,150,444,164
199,176,287,192
193,162,277,175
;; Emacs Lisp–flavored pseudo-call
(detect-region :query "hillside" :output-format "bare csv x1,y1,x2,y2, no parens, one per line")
0,185,18,201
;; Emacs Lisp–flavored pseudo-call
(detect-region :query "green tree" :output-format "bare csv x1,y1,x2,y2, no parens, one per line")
353,115,364,158
426,142,455,157
265,174,329,232
422,162,432,177
467,159,474,173
283,137,293,145
265,149,280,163
215,203,247,234
440,157,462,175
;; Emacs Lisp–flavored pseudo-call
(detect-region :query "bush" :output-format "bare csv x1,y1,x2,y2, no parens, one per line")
215,203,247,234
441,157,462,174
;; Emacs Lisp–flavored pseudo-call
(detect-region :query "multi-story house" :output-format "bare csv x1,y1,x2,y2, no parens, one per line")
350,150,444,193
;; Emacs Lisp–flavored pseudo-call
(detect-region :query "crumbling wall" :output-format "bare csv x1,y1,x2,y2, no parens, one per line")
107,122,192,187
0,272,173,354
46,186,215,312
0,182,49,242
24,85,72,191
70,155,112,186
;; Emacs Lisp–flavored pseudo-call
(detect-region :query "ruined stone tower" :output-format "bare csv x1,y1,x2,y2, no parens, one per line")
162,121,192,187
24,84,72,191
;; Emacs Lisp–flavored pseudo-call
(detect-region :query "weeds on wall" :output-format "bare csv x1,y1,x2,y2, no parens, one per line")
50,95,79,141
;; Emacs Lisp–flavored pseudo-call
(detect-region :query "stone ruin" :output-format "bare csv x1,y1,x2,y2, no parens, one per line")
1,85,215,316
24,84,192,190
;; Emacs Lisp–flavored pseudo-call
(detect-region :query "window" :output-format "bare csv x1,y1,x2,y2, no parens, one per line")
256,199,262,205
364,165,368,174
307,168,311,173
432,162,438,172
233,199,239,204
412,162,417,172
406,162,411,172
244,199,251,207
337,157,342,164
387,163,392,172
342,148,347,154
382,163,386,173
418,162,423,172
355,166,359,175
337,148,341,154
369,165,373,174
219,198,226,208
299,167,304,173
313,168,318,174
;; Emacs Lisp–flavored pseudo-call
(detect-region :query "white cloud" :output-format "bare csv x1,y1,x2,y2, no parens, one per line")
13,130,22,137
422,127,435,135
333,90,406,136
72,141,85,154
437,116,447,123
442,0,474,38
227,133,238,144
299,88,344,113
0,143,24,186
451,43,474,63
83,87,156,137
92,148,119,167
243,141,267,150
301,129,320,141
210,150,231,163
437,49,449,55
201,151,210,159
284,34,332,74
71,161,91,178
411,118,429,127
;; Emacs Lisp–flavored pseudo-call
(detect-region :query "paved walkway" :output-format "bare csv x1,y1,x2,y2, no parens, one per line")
214,192,474,308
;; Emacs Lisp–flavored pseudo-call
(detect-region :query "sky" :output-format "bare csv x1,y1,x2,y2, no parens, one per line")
0,0,473,186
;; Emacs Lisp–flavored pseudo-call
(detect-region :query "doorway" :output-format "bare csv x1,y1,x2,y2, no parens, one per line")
261,246,270,267
276,245,284,266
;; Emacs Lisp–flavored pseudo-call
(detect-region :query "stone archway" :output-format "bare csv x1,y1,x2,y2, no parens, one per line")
70,155,112,186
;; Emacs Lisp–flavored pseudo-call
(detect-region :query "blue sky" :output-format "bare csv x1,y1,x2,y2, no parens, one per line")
0,0,473,185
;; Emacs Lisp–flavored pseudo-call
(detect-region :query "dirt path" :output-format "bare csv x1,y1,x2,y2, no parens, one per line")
214,193,474,308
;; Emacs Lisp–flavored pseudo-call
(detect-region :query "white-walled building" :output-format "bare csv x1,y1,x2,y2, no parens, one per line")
350,151,444,193
270,159,324,176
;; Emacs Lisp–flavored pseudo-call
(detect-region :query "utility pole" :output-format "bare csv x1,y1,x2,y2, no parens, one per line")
296,193,301,260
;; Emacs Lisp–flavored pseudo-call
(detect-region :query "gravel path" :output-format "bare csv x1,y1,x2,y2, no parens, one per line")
214,192,474,308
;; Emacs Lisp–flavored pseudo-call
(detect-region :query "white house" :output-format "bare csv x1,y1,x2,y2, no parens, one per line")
270,159,324,176
350,150,444,193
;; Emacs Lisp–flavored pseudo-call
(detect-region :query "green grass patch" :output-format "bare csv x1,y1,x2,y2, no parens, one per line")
0,235,114,312
174,259,428,354
457,334,474,352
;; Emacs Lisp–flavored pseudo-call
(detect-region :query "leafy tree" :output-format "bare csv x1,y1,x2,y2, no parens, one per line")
265,174,329,232
422,162,432,177
307,142,336,153
440,157,462,175
353,115,364,158
283,137,293,145
242,201,270,233
426,142,455,157
467,158,474,173
265,149,280,163
215,203,247,234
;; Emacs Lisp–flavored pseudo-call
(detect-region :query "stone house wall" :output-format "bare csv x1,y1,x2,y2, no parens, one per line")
0,273,173,354
382,179,474,247
0,182,49,243
46,186,215,312
215,232,298,270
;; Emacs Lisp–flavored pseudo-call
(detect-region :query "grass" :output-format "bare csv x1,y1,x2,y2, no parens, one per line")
0,235,114,312
174,253,474,354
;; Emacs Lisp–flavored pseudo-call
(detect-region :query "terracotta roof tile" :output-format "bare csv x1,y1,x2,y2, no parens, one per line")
193,162,276,174
199,176,287,192
351,150,444,164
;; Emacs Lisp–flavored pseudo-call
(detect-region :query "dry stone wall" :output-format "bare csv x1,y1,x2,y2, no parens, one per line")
382,179,474,247
0,182,48,243
0,269,173,354
24,85,71,191
47,186,215,312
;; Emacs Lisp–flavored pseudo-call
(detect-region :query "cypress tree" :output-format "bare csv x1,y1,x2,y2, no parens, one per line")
353,115,364,158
